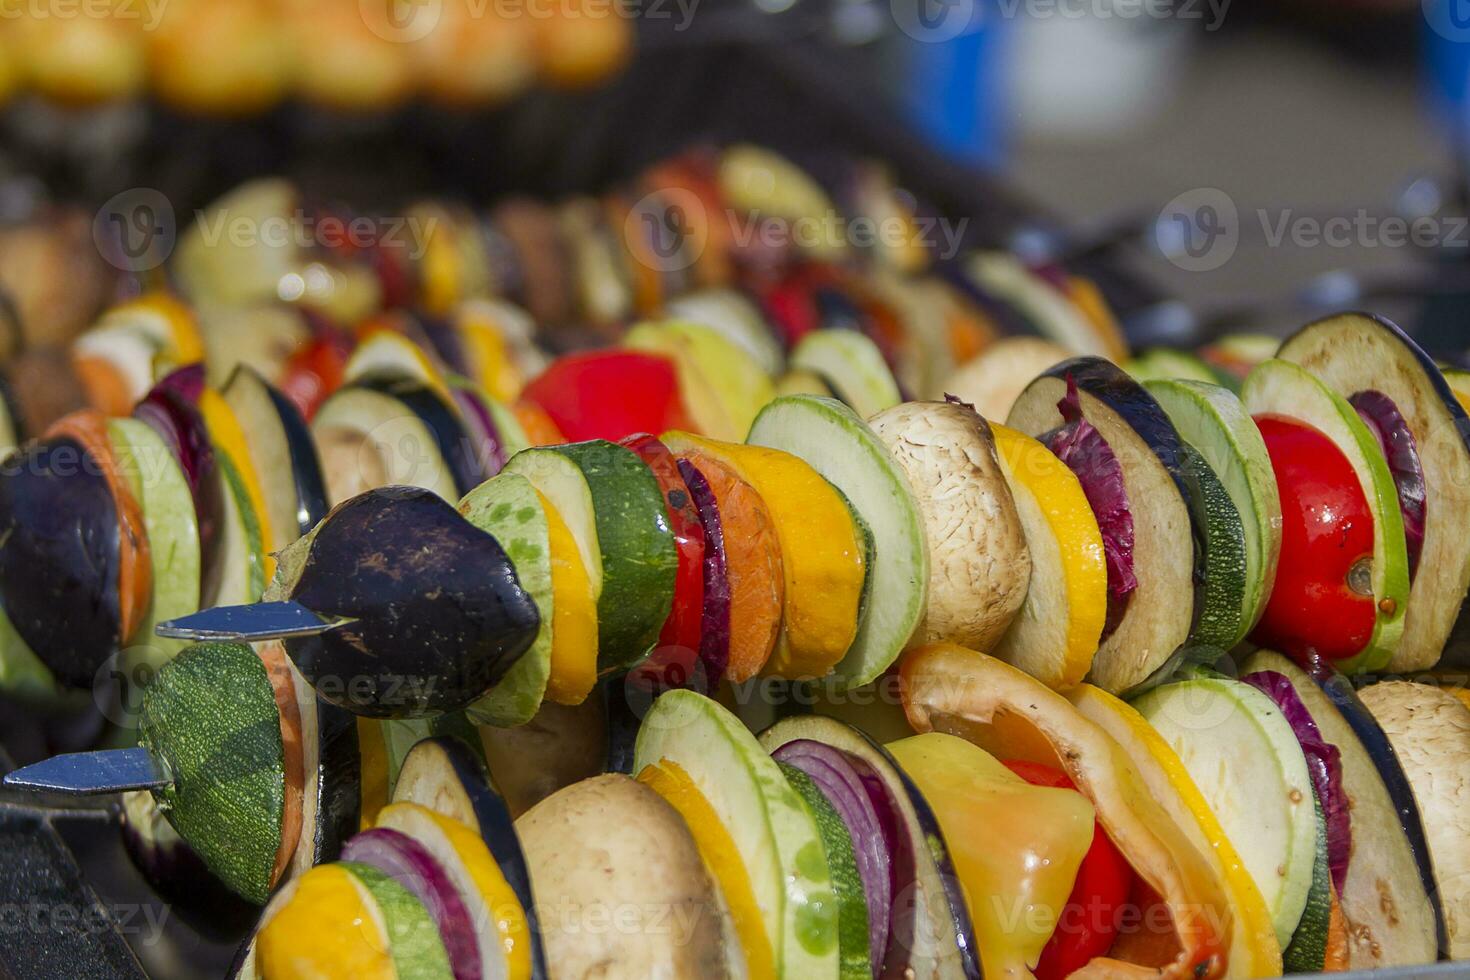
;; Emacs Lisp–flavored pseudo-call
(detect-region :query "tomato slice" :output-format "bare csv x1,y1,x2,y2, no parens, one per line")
1003,758,1134,980
46,411,152,646
619,434,705,685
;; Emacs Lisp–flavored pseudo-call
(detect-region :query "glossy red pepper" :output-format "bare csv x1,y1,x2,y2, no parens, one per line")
1250,413,1377,662
1003,759,1132,980
520,351,693,443
619,433,706,687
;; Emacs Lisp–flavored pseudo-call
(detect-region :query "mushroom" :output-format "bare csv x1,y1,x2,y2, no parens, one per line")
941,336,1070,423
870,400,1030,652
1359,680,1470,960
515,775,730,979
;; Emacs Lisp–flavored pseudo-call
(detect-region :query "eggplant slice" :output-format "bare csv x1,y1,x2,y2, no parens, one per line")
1279,312,1470,670
392,735,549,980
1007,357,1195,693
0,436,123,687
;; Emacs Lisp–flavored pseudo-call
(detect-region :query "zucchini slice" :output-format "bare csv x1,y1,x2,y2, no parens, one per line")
746,395,928,688
634,689,839,978
140,642,285,905
105,416,201,674
1132,676,1317,947
1144,378,1280,635
458,473,554,728
504,441,677,673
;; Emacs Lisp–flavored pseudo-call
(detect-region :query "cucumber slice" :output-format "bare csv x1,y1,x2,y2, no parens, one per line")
106,417,201,675
746,395,928,688
1282,790,1333,974
459,473,553,727
505,441,677,673
779,762,871,980
1143,379,1279,635
1241,650,1442,967
1175,443,1248,649
1242,358,1409,671
634,690,838,977
1132,676,1317,947
140,642,284,904
789,330,902,421
339,862,453,980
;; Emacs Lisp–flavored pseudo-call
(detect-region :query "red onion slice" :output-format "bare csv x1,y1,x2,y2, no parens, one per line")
772,738,897,975
342,827,481,980
1242,670,1351,893
450,387,507,479
1349,390,1426,578
1047,375,1136,637
677,458,732,688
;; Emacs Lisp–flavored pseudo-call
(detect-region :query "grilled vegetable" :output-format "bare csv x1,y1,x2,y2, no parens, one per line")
278,486,541,718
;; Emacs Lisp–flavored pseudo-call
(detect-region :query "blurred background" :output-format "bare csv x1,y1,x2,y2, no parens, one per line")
0,0,1469,352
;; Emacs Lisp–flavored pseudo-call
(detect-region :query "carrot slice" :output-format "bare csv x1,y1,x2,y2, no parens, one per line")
72,354,137,417
257,642,304,886
671,452,783,682
46,411,152,644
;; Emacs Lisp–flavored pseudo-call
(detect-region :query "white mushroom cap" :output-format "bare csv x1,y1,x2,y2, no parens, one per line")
870,400,1031,652
515,774,731,978
1359,680,1470,960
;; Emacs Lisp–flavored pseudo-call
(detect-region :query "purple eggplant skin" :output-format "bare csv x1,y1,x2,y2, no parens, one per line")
284,487,541,719
118,791,257,943
306,698,362,865
351,372,487,495
400,735,549,980
264,380,330,537
1307,662,1449,957
1034,356,1191,498
416,312,473,379
0,436,122,688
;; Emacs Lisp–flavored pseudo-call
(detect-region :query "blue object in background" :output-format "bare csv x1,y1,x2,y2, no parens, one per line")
1424,0,1470,151
893,0,1011,168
